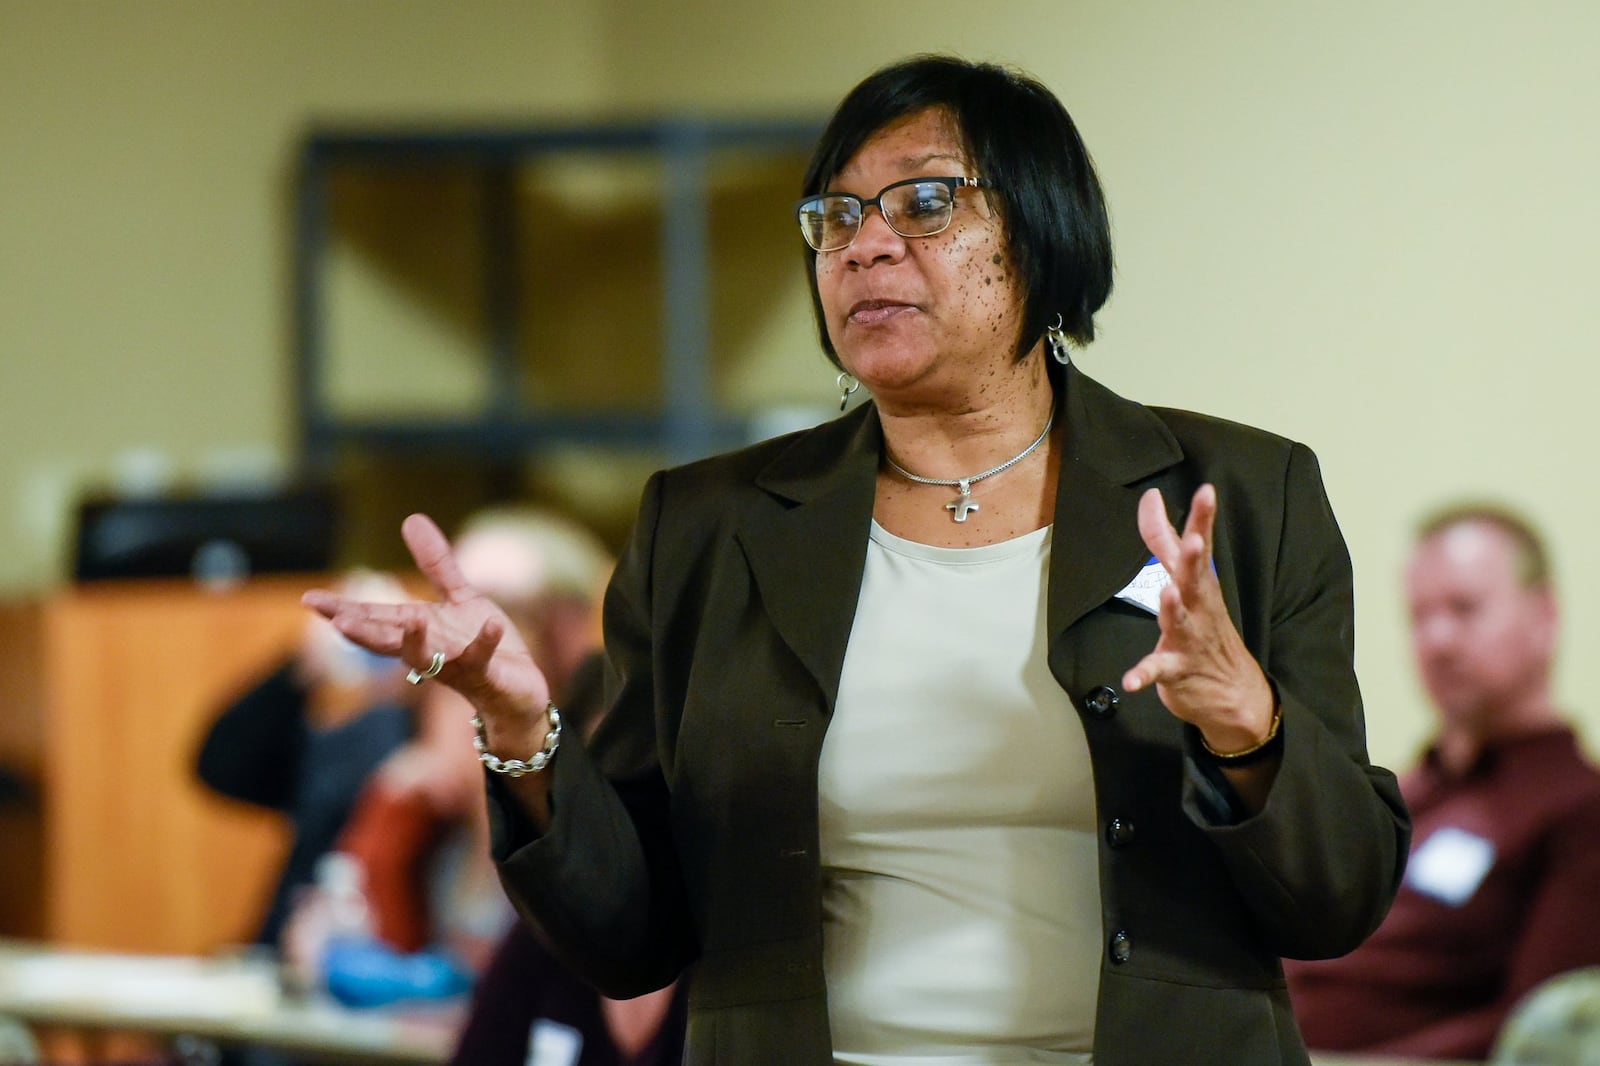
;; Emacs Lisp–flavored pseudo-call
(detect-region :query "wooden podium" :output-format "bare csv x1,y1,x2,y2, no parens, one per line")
39,576,320,954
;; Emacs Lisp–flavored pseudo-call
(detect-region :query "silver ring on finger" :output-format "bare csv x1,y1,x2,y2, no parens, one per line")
405,650,446,686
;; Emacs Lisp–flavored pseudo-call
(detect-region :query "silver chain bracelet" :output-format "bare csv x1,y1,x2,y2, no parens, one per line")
472,703,561,777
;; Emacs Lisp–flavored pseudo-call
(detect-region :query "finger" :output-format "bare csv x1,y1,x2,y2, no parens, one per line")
1123,649,1181,693
398,616,437,673
394,615,507,681
1155,486,1213,593
401,513,476,604
326,615,407,657
302,589,342,619
1158,576,1188,628
453,617,506,676
1182,483,1217,552
315,598,419,629
1136,488,1181,572
314,599,425,656
1174,528,1211,590
1174,485,1217,586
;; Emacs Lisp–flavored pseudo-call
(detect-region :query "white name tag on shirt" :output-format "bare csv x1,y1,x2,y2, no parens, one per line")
1406,825,1496,907
525,1020,583,1066
1115,556,1170,615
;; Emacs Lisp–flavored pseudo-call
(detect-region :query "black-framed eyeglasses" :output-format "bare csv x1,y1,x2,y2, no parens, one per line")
794,176,987,253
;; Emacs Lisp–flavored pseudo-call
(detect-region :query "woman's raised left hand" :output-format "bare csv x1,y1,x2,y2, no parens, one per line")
1122,485,1276,757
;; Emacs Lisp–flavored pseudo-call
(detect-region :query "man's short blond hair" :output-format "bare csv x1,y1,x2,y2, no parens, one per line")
1415,502,1551,589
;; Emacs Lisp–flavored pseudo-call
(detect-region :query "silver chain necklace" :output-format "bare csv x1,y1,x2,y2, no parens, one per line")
884,405,1056,523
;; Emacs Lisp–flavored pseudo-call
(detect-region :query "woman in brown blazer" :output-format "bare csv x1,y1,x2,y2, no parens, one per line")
310,55,1409,1065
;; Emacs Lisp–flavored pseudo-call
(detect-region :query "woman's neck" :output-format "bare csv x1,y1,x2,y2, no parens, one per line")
869,347,1061,547
874,349,1056,480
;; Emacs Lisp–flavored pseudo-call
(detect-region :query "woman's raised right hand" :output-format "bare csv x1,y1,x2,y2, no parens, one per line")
302,513,552,741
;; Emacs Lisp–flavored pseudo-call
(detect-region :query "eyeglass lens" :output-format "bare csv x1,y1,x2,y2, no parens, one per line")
799,179,958,252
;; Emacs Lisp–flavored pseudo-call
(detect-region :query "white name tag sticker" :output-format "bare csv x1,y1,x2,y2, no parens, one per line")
1406,826,1496,907
1115,556,1170,615
526,1020,583,1066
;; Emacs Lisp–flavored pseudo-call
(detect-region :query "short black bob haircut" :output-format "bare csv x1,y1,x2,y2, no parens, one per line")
801,55,1113,369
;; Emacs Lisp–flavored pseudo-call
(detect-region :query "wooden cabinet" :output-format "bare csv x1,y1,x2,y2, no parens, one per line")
40,577,317,953
0,600,44,939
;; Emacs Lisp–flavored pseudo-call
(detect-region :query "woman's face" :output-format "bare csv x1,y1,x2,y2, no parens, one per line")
815,107,1026,405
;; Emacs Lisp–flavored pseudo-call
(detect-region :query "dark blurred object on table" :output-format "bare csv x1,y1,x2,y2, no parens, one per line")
73,486,338,583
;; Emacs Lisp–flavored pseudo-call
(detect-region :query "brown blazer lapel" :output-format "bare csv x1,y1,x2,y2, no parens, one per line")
737,408,882,712
734,370,1185,707
1047,364,1186,636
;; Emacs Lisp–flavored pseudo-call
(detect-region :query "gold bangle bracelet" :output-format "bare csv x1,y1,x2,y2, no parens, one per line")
1200,702,1283,765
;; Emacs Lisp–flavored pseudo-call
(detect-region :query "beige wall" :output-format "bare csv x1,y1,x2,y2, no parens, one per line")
0,0,617,583
5,1,1600,771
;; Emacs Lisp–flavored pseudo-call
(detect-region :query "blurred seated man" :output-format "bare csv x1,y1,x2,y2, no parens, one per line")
284,508,615,1000
195,568,415,947
1286,503,1600,1060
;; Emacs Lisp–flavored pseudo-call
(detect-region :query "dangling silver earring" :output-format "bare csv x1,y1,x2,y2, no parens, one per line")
837,371,860,412
1046,314,1071,366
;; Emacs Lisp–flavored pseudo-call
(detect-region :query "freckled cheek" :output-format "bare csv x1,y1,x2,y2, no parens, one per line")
938,233,1008,311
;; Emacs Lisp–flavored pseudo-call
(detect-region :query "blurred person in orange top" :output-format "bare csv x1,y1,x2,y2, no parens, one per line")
1287,504,1600,1060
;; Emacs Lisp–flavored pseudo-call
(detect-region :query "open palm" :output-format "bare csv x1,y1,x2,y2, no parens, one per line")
302,513,551,722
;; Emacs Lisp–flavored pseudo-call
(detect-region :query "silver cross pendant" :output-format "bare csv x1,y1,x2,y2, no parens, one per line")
945,479,979,522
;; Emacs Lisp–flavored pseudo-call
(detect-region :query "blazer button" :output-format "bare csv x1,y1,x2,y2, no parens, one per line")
1109,930,1133,964
1105,817,1137,848
1082,685,1119,719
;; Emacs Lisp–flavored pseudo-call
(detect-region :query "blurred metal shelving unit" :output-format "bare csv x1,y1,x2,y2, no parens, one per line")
292,116,826,474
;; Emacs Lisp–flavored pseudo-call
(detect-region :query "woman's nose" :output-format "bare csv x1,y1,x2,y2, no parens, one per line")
845,206,907,265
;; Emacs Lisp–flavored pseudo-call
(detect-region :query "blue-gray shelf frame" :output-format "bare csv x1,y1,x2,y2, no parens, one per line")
292,117,826,474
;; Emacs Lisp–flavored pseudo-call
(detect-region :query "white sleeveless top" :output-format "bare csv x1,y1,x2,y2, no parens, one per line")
819,522,1100,1065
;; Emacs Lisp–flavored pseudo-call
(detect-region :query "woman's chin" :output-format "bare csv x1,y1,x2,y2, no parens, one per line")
840,348,937,395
